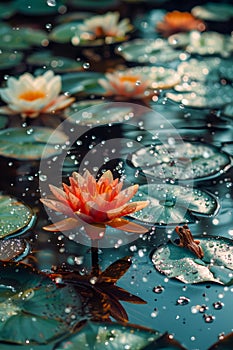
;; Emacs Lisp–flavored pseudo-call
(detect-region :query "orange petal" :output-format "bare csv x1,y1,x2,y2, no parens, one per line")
107,200,149,220
113,184,139,207
84,222,106,240
107,218,148,233
49,184,67,202
43,218,80,231
40,198,73,216
98,170,114,184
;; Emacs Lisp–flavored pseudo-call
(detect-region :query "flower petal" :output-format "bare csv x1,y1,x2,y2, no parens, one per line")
108,218,148,233
43,217,80,231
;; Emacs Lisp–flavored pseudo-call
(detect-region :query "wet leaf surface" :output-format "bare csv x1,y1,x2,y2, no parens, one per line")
152,235,233,285
0,127,69,160
130,141,232,181
0,262,82,345
0,194,35,238
0,51,23,70
62,72,105,96
129,183,218,226
0,238,30,261
13,0,65,15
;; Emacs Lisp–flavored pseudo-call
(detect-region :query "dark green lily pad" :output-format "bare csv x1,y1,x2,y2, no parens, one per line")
130,142,232,181
13,0,65,15
0,127,69,160
0,115,8,129
152,235,233,285
0,51,23,70
0,26,48,50
27,52,83,73
65,100,133,125
53,320,163,350
129,183,218,226
0,3,16,19
0,194,35,239
0,262,82,345
0,238,30,261
62,72,105,96
68,0,118,10
49,21,81,44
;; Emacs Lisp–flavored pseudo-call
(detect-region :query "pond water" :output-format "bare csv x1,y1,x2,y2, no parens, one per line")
0,0,233,349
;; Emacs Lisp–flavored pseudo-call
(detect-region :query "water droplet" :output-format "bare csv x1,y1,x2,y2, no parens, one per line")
83,62,90,69
176,296,190,306
203,314,215,323
135,80,141,86
39,174,47,182
213,301,224,310
199,304,208,313
153,285,164,294
47,0,56,6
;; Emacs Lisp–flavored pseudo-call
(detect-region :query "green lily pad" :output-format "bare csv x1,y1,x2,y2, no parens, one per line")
0,51,23,70
152,235,233,285
130,142,232,181
129,183,218,226
65,100,133,125
116,38,182,64
68,0,118,10
54,320,177,350
27,52,83,73
0,3,16,19
13,0,65,15
0,26,48,50
49,21,81,44
62,72,105,96
0,262,82,345
0,127,69,160
192,3,233,22
0,238,30,261
0,194,35,239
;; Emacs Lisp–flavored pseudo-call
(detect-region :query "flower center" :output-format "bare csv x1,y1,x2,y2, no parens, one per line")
119,76,139,84
19,90,46,101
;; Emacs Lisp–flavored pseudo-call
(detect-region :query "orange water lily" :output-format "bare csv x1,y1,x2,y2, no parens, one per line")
0,70,75,119
41,170,149,240
156,11,206,37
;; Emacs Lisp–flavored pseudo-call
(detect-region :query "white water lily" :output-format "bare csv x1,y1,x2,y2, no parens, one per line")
0,70,75,118
98,70,152,99
77,12,133,40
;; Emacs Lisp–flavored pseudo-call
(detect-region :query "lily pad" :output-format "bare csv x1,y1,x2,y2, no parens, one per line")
130,141,232,181
0,194,35,239
49,21,82,44
129,183,218,226
166,83,233,109
62,72,105,96
0,238,30,261
68,0,118,10
0,262,82,345
191,3,233,22
116,38,183,64
27,52,83,73
65,101,133,125
0,127,69,160
0,51,23,70
0,3,16,19
53,320,175,350
13,0,65,15
152,235,233,285
0,26,48,50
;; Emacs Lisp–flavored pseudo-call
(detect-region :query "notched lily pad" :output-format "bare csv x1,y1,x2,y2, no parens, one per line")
0,127,69,160
0,194,35,239
129,183,218,226
152,235,233,285
0,262,82,345
0,238,30,261
130,141,232,181
54,320,185,350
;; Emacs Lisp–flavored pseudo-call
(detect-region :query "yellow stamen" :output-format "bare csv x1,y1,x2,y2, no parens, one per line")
19,90,46,101
119,76,139,84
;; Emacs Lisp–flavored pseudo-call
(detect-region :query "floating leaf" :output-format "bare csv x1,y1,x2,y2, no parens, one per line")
0,51,23,70
0,194,35,239
0,127,69,160
49,21,81,44
68,0,118,9
0,238,30,261
27,52,83,73
62,72,105,95
65,100,133,125
54,320,161,350
116,38,182,64
191,3,233,22
152,235,233,285
0,3,16,19
13,0,65,15
0,262,82,345
130,142,232,181
129,183,218,226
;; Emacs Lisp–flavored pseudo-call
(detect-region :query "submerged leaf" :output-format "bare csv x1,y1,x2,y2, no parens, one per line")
0,262,82,345
152,235,233,285
53,320,162,350
0,194,35,238
129,183,218,226
0,127,69,160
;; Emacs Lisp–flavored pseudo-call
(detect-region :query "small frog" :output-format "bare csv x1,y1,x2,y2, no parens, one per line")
175,224,204,259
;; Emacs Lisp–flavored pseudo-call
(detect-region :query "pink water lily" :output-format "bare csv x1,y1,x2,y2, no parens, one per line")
41,170,149,240
98,70,152,100
0,70,74,119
